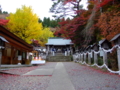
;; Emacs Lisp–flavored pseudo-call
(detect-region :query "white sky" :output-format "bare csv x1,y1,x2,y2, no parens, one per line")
0,0,88,20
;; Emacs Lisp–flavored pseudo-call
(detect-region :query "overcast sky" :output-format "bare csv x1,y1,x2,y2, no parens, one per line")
0,0,88,20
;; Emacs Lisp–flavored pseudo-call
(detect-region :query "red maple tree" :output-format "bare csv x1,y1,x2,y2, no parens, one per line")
0,19,9,26
54,10,89,46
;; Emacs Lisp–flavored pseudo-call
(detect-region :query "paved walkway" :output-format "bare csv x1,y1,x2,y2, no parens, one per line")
23,62,75,90
46,62,75,90
0,62,120,90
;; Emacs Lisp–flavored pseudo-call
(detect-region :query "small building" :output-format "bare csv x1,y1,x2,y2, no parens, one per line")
45,37,74,55
0,25,33,64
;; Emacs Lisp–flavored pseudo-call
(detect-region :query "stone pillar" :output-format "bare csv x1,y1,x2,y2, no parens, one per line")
94,52,98,64
80,54,82,61
52,51,55,56
70,45,73,55
84,53,86,62
117,47,120,74
78,53,80,62
88,52,91,64
81,54,83,62
103,50,108,65
46,45,49,56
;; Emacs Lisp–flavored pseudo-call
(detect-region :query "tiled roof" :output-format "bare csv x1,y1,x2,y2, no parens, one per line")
46,38,73,45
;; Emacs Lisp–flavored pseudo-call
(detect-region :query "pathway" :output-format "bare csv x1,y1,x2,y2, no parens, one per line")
0,62,120,90
46,62,75,90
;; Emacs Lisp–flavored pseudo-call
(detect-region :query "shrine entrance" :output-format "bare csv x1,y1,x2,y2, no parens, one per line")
45,37,74,62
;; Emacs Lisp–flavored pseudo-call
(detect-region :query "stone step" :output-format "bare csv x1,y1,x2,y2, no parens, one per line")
55,53,64,56
47,56,72,62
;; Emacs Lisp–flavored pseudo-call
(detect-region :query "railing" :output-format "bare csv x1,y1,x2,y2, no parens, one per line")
73,45,120,75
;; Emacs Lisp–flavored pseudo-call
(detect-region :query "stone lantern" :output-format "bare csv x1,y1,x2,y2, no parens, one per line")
83,47,87,63
91,43,99,64
91,43,99,52
110,33,120,74
86,45,92,52
99,39,112,50
99,39,112,65
79,48,84,62
110,33,120,45
86,45,92,64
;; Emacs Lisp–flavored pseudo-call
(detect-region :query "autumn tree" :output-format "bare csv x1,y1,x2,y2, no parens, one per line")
6,5,43,44
97,11,120,40
54,10,88,47
39,27,54,46
94,0,120,40
0,19,9,26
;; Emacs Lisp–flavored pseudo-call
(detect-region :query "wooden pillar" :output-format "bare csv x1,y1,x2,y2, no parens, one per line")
10,47,14,64
19,50,22,64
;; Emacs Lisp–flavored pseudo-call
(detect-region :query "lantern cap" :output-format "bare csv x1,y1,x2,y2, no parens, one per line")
110,33,120,42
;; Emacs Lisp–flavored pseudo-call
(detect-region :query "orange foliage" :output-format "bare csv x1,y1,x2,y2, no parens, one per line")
97,11,120,40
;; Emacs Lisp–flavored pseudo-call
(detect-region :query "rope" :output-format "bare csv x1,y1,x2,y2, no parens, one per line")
73,45,120,75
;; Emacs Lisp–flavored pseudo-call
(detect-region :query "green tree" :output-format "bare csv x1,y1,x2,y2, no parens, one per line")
41,17,60,28
6,5,43,44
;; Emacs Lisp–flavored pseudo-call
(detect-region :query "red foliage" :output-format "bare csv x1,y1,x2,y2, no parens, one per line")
0,19,9,26
54,10,88,45
99,0,113,7
88,0,114,10
31,39,40,46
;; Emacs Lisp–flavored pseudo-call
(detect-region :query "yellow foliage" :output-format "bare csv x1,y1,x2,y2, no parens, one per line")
39,27,54,46
6,5,43,44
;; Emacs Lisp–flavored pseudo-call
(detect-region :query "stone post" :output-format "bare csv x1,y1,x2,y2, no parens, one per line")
117,47,120,75
94,52,98,64
70,45,73,55
46,45,49,56
88,53,91,64
52,51,55,56
103,50,108,65
84,53,86,62
78,53,80,62
81,54,83,62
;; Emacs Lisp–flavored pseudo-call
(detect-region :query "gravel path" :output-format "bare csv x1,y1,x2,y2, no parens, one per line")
0,62,120,90
0,66,39,75
0,62,57,90
63,62,120,90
